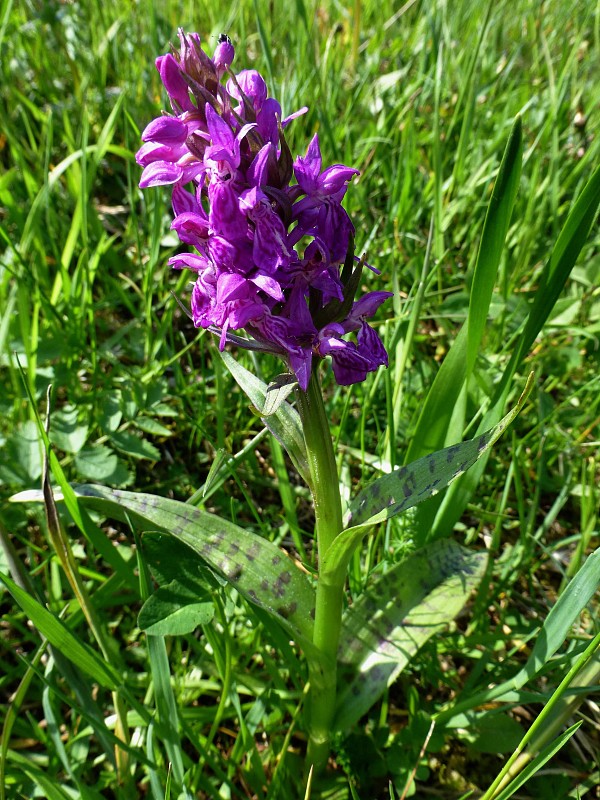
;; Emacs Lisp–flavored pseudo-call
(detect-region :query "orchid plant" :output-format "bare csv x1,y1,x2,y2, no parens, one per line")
131,30,534,776
9,29,539,789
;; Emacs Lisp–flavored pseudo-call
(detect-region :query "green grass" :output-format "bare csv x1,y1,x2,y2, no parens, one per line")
1,0,599,798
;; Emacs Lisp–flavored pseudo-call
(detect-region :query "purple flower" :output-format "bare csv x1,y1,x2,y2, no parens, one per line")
137,30,391,390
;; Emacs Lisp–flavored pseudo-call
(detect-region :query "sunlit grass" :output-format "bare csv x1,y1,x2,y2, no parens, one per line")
1,0,599,798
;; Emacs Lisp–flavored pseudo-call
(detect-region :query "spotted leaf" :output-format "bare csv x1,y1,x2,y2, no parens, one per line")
334,539,487,731
322,375,533,584
13,484,316,648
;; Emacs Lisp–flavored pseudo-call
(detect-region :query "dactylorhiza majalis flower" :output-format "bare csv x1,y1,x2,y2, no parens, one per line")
137,30,392,390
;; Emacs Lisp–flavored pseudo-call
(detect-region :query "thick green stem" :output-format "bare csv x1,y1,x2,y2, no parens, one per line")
296,368,345,775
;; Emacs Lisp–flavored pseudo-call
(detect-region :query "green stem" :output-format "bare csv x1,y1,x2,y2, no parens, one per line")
296,367,344,775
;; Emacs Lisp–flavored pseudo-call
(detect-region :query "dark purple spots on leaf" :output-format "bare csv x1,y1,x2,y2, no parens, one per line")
229,541,240,555
447,445,460,463
245,540,262,562
428,457,436,474
289,601,297,615
369,666,384,682
478,434,488,452
260,579,269,592
402,471,417,498
248,589,258,601
279,570,291,585
272,555,281,566
227,564,243,583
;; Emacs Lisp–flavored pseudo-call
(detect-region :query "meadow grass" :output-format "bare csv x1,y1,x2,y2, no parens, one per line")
1,0,599,797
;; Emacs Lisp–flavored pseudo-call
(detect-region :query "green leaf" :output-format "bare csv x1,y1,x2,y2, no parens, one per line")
17,484,317,648
520,546,600,681
333,540,487,730
74,445,132,486
510,161,600,371
142,532,222,588
431,163,600,541
0,570,121,691
0,420,43,485
138,579,215,636
219,350,309,484
324,375,532,583
458,713,524,754
50,404,89,454
435,547,600,725
262,373,297,416
133,416,173,437
491,722,582,800
466,116,522,374
109,430,160,461
97,393,122,433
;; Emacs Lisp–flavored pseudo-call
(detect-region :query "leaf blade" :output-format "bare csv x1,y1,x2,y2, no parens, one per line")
333,539,487,730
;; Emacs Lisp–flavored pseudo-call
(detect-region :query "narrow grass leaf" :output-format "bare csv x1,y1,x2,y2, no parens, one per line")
4,750,74,800
491,722,583,800
334,539,487,730
146,635,187,789
436,548,600,724
509,161,600,371
519,546,600,680
0,570,121,690
466,116,522,374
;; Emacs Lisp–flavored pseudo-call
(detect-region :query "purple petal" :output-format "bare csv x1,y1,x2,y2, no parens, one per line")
171,211,210,247
228,70,267,112
139,161,184,188
205,103,234,150
319,164,360,195
351,291,394,320
282,106,309,127
216,273,248,303
156,54,193,111
172,184,201,215
357,321,388,367
294,134,322,194
141,115,188,144
251,273,284,301
209,181,248,239
247,143,274,187
168,253,210,271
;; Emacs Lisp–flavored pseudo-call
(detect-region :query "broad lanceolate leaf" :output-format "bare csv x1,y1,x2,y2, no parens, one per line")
219,350,310,484
333,539,487,731
323,374,533,583
14,484,316,646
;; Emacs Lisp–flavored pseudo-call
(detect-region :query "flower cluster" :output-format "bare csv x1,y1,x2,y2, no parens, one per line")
137,30,392,390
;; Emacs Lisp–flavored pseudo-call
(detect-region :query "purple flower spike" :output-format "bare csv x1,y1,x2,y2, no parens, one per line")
138,30,392,389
